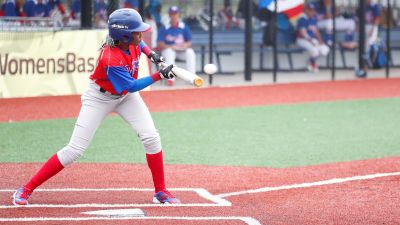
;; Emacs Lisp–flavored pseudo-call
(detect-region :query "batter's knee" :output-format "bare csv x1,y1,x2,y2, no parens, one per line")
57,143,86,167
139,131,162,154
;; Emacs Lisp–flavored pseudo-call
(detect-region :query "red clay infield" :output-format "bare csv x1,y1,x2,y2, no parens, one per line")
1,78,400,224
0,158,399,224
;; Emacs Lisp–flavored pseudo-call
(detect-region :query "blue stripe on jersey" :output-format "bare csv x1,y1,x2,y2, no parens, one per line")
140,41,146,50
106,66,154,94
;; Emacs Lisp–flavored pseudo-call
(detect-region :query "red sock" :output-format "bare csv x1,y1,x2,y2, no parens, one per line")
146,151,166,193
24,153,64,192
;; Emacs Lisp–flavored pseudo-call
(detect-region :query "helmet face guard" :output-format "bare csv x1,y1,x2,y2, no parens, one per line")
108,8,150,43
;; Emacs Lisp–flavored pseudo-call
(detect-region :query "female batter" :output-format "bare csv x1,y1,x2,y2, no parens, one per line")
12,8,180,205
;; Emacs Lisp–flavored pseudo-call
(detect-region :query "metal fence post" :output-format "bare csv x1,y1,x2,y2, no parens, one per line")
81,0,93,29
386,0,391,78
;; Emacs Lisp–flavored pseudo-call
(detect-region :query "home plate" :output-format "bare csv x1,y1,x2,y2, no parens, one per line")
82,208,145,217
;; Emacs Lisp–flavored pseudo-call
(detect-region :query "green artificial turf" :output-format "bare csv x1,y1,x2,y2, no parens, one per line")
1,98,400,168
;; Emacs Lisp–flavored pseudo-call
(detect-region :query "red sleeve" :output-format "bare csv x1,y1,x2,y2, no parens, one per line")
57,3,66,15
141,45,152,57
151,72,162,82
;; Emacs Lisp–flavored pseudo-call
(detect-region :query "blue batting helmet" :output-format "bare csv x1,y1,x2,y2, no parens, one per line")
108,8,150,43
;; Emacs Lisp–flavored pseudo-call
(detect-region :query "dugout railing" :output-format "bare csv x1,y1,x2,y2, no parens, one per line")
0,17,61,32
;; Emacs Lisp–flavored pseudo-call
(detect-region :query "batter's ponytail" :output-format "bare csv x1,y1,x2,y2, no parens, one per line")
100,36,120,50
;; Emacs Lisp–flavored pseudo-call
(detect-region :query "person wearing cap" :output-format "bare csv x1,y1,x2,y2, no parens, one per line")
11,8,181,206
296,2,329,72
157,5,196,86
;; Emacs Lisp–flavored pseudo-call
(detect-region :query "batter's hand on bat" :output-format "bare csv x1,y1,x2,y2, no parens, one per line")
160,64,175,79
149,51,165,64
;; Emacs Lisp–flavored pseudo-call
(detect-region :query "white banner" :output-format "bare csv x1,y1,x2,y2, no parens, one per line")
0,30,151,98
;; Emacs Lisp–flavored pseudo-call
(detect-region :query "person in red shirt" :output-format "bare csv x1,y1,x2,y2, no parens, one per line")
12,8,180,206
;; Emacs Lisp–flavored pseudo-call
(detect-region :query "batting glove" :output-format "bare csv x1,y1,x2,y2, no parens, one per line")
149,51,165,64
160,65,175,79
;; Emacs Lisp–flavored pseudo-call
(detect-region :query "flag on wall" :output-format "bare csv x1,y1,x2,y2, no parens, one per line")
259,0,305,21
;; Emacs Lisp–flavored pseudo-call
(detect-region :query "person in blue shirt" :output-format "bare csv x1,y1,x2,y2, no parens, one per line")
46,0,69,25
3,0,26,17
296,2,329,72
35,0,50,17
364,0,381,48
46,0,65,15
23,0,35,17
94,0,108,28
314,0,357,49
157,5,196,86
66,0,80,27
70,0,80,20
148,0,161,27
355,0,382,77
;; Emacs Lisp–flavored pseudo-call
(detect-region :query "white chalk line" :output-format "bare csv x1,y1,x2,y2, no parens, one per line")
0,188,231,208
0,203,224,209
0,187,202,192
0,216,262,225
216,171,400,198
1,172,398,225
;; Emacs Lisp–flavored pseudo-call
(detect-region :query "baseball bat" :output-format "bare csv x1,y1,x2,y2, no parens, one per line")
160,62,203,87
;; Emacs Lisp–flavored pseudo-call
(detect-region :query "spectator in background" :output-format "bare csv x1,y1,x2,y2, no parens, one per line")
218,0,239,30
68,0,80,27
70,0,80,20
3,0,26,17
364,0,381,49
355,0,382,77
236,0,258,29
0,2,4,16
148,0,161,27
144,6,158,48
23,0,35,17
237,0,258,19
296,2,329,72
157,5,196,86
94,0,108,28
46,0,69,24
46,0,65,14
123,0,139,11
33,0,50,17
314,0,357,49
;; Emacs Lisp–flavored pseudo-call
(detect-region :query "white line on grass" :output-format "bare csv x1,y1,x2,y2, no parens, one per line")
216,171,400,198
0,216,262,225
